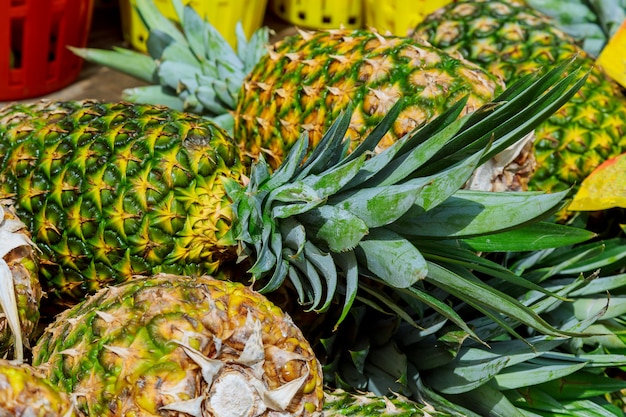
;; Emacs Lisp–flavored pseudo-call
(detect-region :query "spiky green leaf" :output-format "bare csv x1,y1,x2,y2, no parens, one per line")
303,153,367,199
370,116,468,188
297,205,368,252
333,251,359,329
194,86,231,115
158,61,202,90
368,342,409,386
358,229,427,288
409,150,485,214
211,79,237,109
69,46,159,83
493,360,587,390
181,6,208,62
425,262,575,337
507,388,624,417
146,29,177,60
531,371,626,401
444,383,525,417
398,190,568,238
135,0,188,45
297,109,353,178
302,241,337,312
463,221,596,252
332,179,428,228
399,286,481,342
121,85,183,111
162,39,201,67
238,24,270,73
426,355,510,394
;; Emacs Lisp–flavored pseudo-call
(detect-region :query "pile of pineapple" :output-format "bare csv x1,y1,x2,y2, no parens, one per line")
1,0,626,416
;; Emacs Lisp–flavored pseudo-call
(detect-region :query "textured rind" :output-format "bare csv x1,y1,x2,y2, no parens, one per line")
235,28,504,167
0,100,246,306
32,274,324,416
412,0,626,192
0,359,78,417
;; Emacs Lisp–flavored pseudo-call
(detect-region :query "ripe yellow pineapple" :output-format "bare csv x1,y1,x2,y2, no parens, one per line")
0,201,42,361
0,359,78,416
26,272,454,416
233,28,503,166
32,274,324,416
412,0,626,193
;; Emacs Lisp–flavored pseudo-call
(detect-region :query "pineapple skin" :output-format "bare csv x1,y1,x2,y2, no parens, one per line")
412,0,626,193
234,28,504,167
0,202,42,357
32,274,324,416
0,359,78,417
0,100,246,307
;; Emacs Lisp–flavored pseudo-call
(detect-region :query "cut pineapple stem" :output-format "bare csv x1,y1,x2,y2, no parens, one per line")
0,204,28,362
161,311,310,415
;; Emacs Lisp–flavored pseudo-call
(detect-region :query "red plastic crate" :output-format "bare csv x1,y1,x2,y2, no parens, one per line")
0,0,94,101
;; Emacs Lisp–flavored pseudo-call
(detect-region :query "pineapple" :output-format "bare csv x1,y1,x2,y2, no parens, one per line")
233,29,502,167
32,274,324,416
29,274,473,417
0,63,593,341
71,0,542,192
411,0,626,194
0,100,246,307
0,359,78,417
0,201,42,361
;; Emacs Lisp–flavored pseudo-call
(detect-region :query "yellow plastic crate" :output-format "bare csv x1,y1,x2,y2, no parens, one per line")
119,0,269,52
364,0,455,36
269,0,362,30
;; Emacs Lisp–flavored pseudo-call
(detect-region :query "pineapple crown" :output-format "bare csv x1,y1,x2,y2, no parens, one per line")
72,0,269,131
317,232,626,416
224,59,594,338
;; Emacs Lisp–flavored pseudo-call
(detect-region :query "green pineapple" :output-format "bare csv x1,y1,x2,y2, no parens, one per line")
0,100,245,307
412,0,626,195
